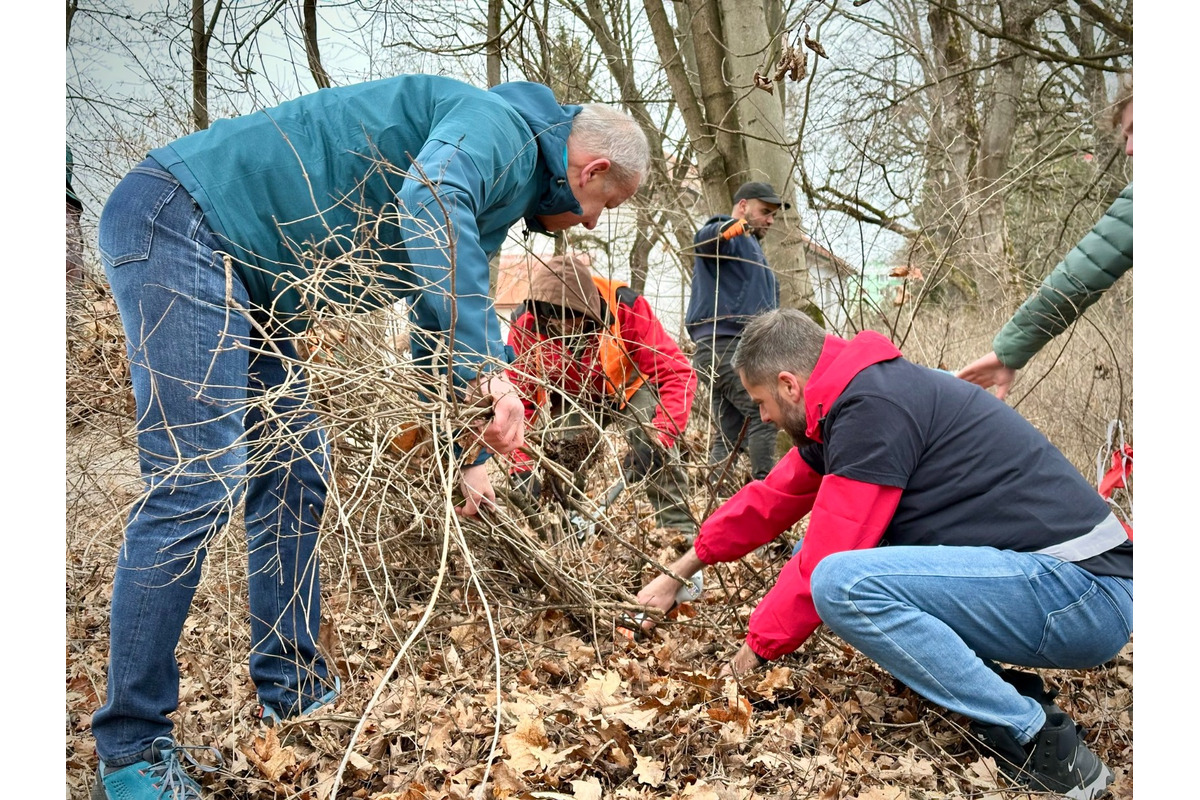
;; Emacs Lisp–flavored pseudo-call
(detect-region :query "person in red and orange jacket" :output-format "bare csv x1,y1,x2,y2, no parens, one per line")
506,254,697,535
635,308,1130,800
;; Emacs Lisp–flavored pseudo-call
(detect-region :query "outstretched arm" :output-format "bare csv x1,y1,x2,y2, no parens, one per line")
956,351,1018,400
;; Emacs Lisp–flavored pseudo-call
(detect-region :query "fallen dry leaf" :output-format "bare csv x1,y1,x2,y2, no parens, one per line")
242,727,296,783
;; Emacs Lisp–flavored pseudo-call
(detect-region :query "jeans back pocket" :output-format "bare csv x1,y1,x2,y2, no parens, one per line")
98,167,181,269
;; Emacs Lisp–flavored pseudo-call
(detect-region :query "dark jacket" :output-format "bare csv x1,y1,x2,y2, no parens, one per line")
994,183,1133,369
693,331,1132,659
684,214,779,342
149,75,581,385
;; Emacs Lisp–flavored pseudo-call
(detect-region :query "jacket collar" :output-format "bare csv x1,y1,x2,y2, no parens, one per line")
488,81,583,234
803,331,902,443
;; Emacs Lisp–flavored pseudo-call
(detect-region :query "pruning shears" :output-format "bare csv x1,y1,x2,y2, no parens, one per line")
567,477,627,541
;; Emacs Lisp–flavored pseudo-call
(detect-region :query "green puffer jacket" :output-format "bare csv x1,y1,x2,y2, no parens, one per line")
993,183,1132,370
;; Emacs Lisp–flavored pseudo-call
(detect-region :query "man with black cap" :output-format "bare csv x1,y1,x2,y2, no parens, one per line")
685,180,790,491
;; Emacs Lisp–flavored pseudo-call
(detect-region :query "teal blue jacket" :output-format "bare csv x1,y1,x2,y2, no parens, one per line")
149,75,582,385
993,183,1133,370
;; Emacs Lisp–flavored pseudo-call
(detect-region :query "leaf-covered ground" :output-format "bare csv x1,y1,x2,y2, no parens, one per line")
65,425,1133,800
65,291,1132,800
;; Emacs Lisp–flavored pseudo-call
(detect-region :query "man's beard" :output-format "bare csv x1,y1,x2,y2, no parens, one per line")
779,401,816,448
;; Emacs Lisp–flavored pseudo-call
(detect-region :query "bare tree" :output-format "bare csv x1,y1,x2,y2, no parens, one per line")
191,0,223,131
301,0,332,89
795,0,1131,310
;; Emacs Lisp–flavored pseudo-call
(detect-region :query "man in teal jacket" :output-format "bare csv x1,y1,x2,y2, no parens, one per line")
91,74,648,800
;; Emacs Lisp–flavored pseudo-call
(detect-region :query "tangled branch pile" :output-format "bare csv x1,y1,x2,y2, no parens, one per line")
65,248,1132,799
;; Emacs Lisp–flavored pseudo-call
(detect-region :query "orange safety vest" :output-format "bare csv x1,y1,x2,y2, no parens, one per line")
526,275,646,418
592,275,646,408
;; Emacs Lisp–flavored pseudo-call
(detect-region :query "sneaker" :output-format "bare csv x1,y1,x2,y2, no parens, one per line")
999,668,1089,738
971,710,1114,800
91,736,223,800
255,675,341,726
999,668,1060,709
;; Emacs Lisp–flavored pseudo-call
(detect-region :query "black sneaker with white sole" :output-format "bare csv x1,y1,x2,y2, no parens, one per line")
972,709,1114,800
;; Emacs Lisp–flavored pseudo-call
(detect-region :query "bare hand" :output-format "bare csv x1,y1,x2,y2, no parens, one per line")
634,573,684,634
457,463,496,516
717,642,765,680
472,374,526,455
956,351,1017,400
632,549,706,634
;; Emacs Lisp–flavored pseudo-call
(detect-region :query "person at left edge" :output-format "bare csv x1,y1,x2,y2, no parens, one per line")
91,74,649,800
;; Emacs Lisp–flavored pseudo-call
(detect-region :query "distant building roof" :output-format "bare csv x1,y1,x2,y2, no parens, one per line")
798,232,857,276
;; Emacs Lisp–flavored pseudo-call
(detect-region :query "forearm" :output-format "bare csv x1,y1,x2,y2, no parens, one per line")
400,150,506,385
694,449,819,563
994,187,1133,369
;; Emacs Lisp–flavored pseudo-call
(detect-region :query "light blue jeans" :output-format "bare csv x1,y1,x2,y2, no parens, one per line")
811,546,1133,744
91,159,333,766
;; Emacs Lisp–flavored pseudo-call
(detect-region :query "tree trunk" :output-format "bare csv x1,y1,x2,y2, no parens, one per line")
486,0,503,87
915,0,1037,305
683,0,748,206
67,0,78,47
302,0,332,90
629,205,653,293
715,0,810,313
975,0,1038,301
642,0,729,211
191,0,222,131
914,0,980,302
486,0,503,298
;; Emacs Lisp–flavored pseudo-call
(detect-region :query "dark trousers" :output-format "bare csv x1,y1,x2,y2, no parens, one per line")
692,335,779,483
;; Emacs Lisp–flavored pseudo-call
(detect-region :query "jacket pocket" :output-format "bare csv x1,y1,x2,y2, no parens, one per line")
98,176,181,269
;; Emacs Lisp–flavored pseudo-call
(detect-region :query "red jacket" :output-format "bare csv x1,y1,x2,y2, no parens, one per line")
506,289,696,470
693,331,904,660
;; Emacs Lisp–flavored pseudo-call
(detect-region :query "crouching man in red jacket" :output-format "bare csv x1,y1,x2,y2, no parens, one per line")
635,309,1130,800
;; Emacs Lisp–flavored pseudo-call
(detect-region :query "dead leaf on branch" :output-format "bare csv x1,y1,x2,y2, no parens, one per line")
804,23,829,59
775,32,793,82
889,264,923,280
755,28,817,93
790,52,808,83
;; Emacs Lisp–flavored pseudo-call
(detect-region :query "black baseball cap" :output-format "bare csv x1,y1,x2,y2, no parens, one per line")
732,181,791,209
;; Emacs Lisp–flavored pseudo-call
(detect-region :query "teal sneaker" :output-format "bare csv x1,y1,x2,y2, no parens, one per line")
91,736,223,800
255,676,341,726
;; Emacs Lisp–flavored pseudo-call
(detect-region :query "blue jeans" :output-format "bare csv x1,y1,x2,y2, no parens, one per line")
692,336,777,482
91,159,333,766
811,546,1133,744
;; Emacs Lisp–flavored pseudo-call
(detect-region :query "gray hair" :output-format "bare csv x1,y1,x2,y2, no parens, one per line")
570,104,650,189
732,309,827,387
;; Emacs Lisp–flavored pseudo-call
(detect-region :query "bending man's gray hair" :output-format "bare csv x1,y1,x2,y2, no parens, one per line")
732,309,828,387
571,104,651,190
